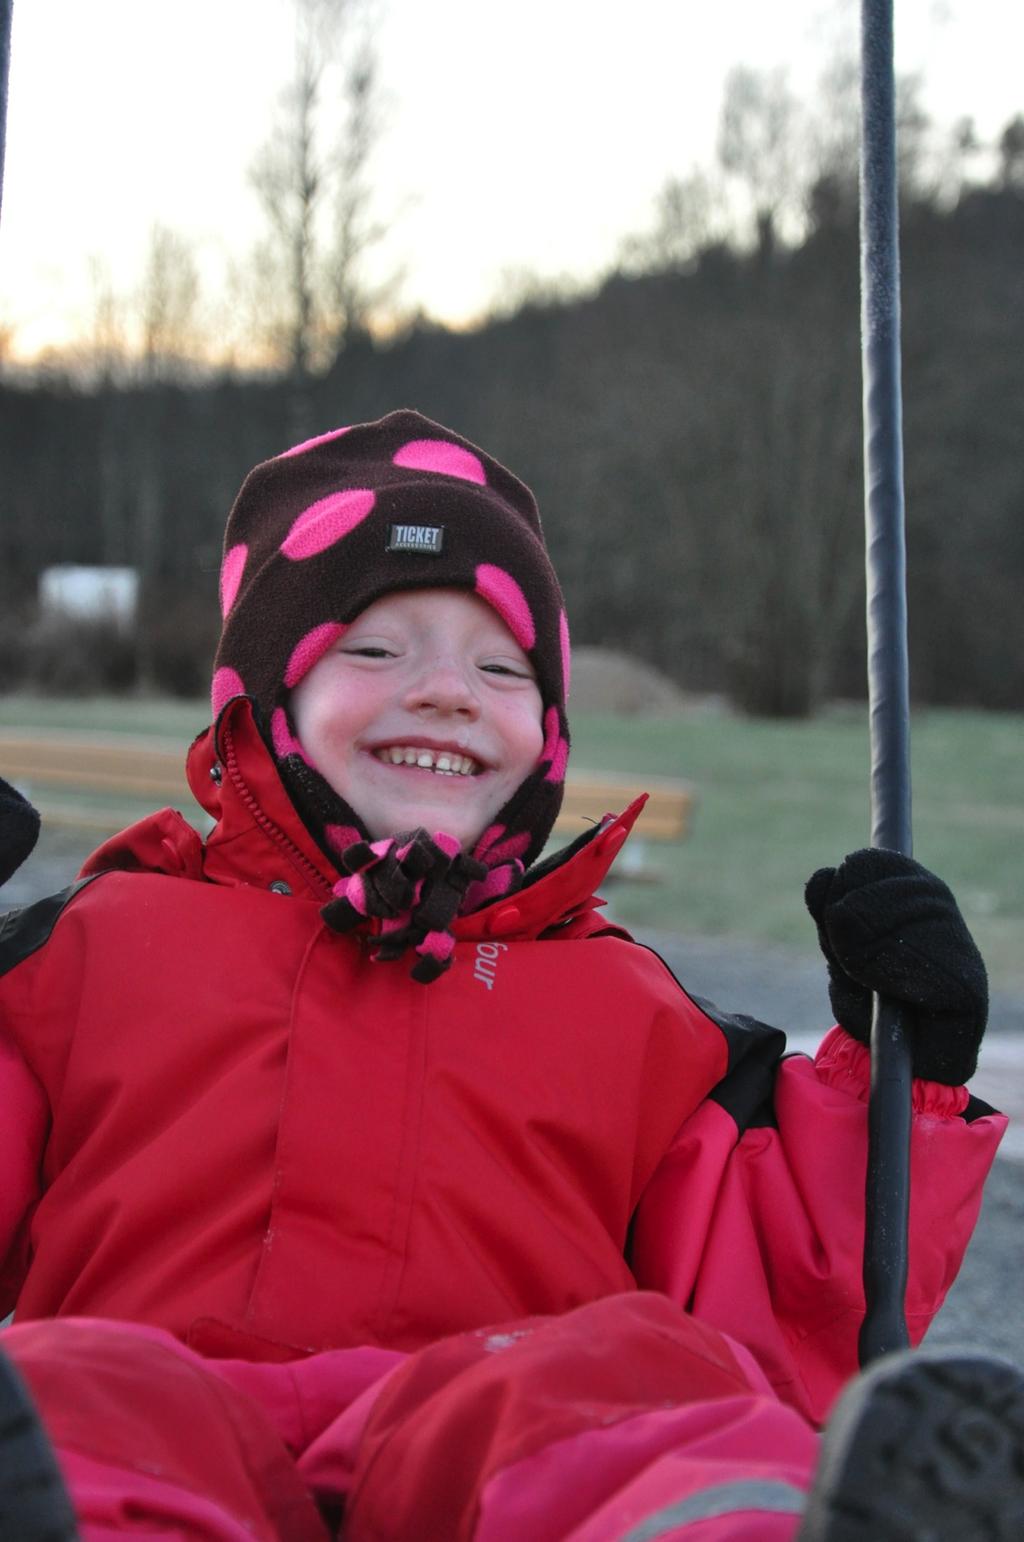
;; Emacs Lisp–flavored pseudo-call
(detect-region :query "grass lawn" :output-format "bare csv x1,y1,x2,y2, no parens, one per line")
0,694,209,742
566,705,1024,991
2,693,1021,991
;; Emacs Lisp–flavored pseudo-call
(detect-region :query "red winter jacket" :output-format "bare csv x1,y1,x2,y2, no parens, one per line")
0,699,1006,1423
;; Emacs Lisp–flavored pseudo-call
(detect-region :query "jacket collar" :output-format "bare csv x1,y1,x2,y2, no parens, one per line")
88,696,646,935
186,697,337,901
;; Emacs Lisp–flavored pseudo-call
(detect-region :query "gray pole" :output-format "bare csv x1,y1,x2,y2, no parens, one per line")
0,0,12,222
858,0,914,1364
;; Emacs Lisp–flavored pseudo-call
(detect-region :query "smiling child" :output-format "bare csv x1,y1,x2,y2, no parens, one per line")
0,410,1018,1541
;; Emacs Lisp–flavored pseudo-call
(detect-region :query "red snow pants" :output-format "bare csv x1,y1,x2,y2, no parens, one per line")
4,1294,818,1540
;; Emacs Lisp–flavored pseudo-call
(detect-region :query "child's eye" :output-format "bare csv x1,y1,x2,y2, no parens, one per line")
345,646,395,659
480,662,533,680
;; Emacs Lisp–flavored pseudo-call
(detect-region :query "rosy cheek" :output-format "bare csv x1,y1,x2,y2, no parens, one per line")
530,723,545,763
530,695,545,757
518,705,545,768
290,681,336,758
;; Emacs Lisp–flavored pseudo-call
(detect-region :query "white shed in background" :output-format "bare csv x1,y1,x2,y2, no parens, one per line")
39,565,138,633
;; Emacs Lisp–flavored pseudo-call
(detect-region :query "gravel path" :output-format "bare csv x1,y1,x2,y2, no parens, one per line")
4,831,1022,1366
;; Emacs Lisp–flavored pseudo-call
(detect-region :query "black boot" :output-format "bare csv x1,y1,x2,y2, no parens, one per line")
0,1348,79,1541
799,1347,1024,1540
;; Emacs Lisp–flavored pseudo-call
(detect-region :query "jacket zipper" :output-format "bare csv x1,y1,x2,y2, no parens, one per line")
220,727,335,901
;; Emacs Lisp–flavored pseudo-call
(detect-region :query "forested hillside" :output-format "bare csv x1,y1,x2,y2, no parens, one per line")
2,175,1021,713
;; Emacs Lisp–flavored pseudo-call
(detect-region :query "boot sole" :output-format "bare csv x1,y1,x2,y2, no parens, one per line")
0,1349,79,1541
800,1349,1024,1540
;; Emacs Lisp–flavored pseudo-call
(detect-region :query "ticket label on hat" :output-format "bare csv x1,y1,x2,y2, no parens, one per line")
387,524,445,555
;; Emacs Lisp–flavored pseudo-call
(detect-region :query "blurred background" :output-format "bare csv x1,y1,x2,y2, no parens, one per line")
1,0,1022,1002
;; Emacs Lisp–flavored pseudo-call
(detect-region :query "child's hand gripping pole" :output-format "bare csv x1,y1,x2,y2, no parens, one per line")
805,849,990,1351
858,0,913,1365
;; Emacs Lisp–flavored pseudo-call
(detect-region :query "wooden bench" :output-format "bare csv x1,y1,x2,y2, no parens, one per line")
553,770,695,877
0,729,193,829
1,731,695,874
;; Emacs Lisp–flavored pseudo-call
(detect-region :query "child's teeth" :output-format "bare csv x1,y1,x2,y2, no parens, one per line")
377,746,479,774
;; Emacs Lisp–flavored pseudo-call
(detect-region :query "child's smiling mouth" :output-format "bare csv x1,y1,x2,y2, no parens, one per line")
371,745,482,777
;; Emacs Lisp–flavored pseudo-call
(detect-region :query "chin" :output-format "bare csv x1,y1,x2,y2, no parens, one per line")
419,818,478,848
360,804,479,849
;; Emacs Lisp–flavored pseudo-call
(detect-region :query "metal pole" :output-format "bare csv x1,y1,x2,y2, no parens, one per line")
858,0,914,1365
0,0,12,222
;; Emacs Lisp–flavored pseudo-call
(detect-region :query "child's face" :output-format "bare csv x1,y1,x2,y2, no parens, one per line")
291,588,545,848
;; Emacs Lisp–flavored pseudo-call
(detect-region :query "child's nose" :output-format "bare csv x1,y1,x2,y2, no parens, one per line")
405,659,480,719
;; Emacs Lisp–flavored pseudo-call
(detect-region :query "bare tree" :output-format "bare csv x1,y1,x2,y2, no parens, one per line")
0,319,14,376
250,0,395,401
717,65,803,259
893,72,932,200
712,315,865,716
998,114,1024,189
931,116,984,205
804,52,860,234
133,225,203,684
138,225,202,382
250,0,333,382
83,258,133,388
617,168,722,275
325,33,399,349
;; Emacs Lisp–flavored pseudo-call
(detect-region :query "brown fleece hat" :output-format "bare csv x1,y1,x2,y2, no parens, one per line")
212,410,571,875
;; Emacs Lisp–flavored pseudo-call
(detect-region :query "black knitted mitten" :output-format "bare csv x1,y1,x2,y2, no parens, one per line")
0,777,41,889
805,848,988,1085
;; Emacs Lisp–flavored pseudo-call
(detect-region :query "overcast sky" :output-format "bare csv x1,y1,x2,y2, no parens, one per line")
1,0,1021,360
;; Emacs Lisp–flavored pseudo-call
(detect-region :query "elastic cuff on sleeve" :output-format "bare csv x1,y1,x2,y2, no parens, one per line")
814,1024,970,1118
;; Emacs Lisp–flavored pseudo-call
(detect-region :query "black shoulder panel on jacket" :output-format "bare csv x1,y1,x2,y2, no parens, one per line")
0,876,102,977
962,1092,999,1123
634,938,790,1134
691,995,789,1132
